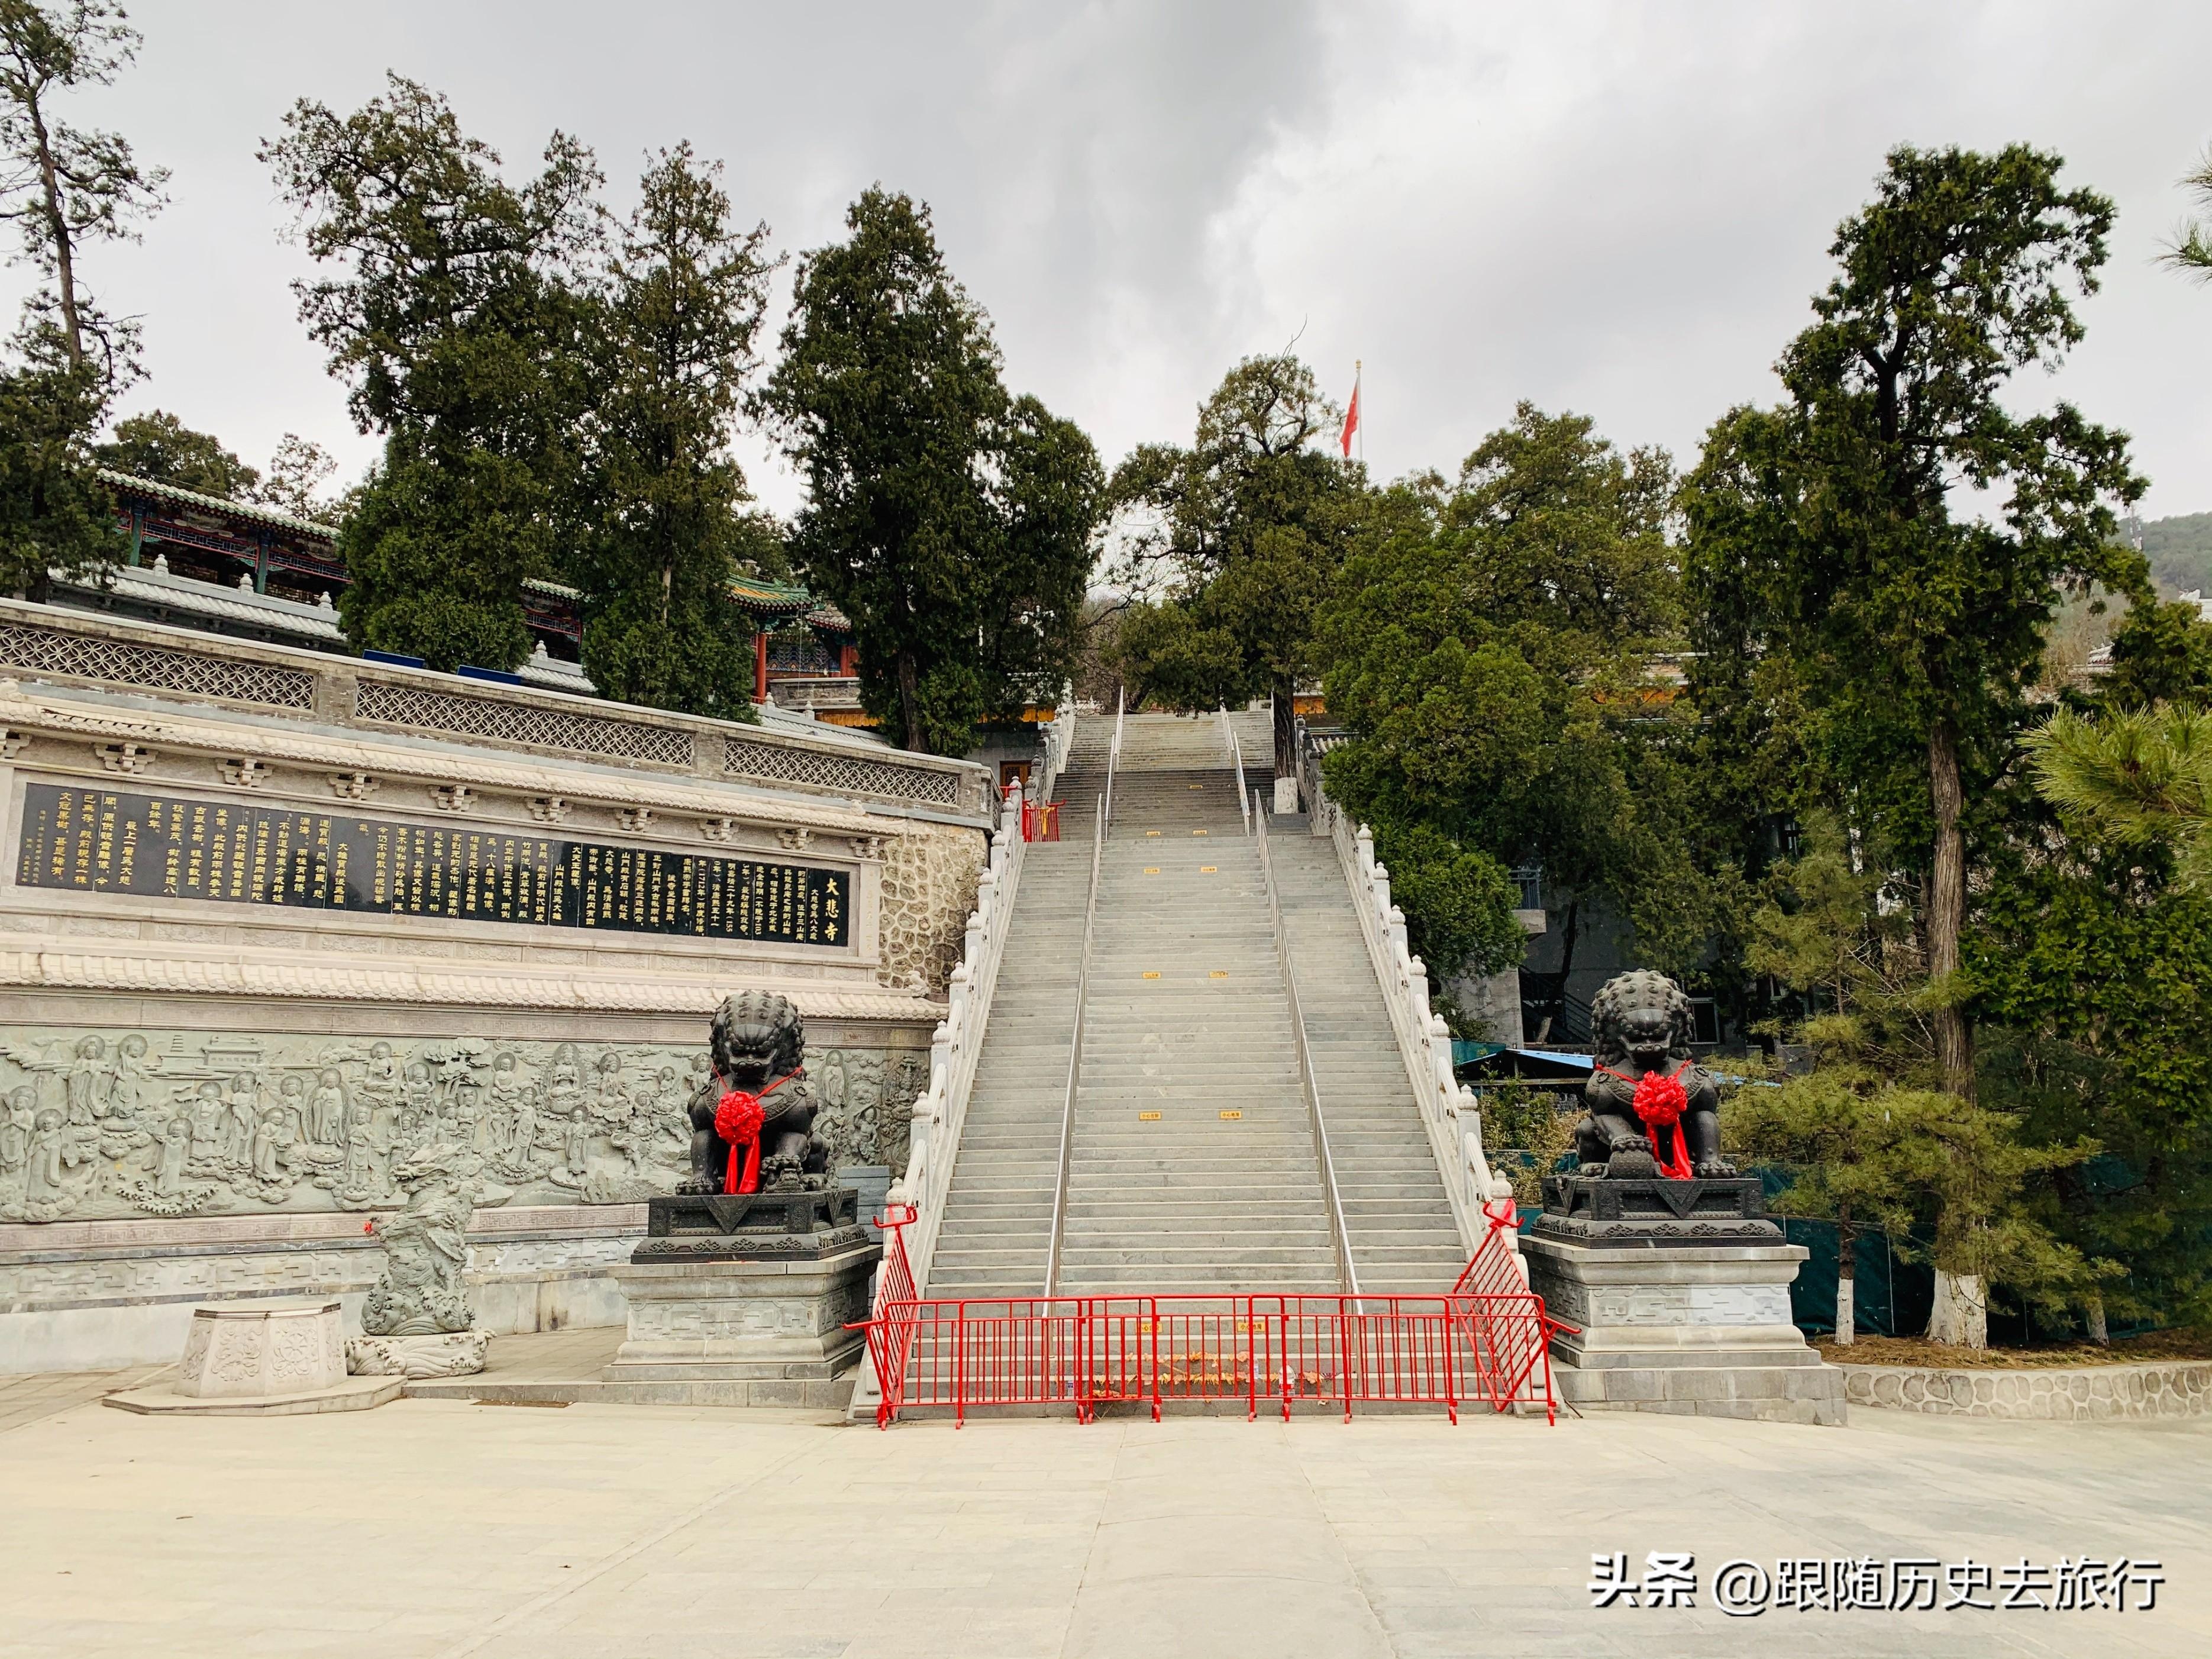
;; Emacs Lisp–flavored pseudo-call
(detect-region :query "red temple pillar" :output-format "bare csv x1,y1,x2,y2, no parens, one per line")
753,632,769,703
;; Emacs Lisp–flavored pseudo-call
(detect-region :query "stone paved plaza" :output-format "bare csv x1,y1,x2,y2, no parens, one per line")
1,1380,2204,1659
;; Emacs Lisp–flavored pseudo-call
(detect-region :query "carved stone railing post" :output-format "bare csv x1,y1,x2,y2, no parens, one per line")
1036,706,1074,806
929,1020,951,1097
1426,1009,1455,1104
946,961,971,1040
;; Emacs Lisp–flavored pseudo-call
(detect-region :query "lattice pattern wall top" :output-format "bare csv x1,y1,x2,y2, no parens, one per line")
724,736,960,806
355,680,694,766
0,622,318,709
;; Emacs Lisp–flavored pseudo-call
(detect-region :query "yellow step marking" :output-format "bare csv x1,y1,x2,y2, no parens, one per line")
1219,1109,1243,1120
1189,783,1203,789
1199,866,1216,873
1146,830,1161,837
1144,866,1160,873
1139,1111,1162,1121
1141,971,1161,979
1192,829,1209,836
1209,970,1229,979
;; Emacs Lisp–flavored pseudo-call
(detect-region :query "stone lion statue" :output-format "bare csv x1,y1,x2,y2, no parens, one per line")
1572,970,1730,1179
679,990,828,1194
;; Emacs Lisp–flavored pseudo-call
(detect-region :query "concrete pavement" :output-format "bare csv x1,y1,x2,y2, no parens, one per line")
1,1391,2205,1659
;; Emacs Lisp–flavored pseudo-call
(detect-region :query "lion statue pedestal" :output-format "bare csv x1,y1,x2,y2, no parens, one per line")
603,992,878,1408
1522,971,1846,1426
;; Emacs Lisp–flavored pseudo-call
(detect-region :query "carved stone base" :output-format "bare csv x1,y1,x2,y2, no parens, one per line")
607,1190,879,1386
176,1299,348,1397
347,1330,491,1379
606,1241,879,1383
100,1295,405,1415
1525,1234,1846,1426
1535,1173,1780,1246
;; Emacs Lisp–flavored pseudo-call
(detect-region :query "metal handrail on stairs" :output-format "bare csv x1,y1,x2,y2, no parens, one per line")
1295,753,1516,1263
1036,699,1074,806
1254,794,1361,1303
1219,704,1251,835
1104,685,1124,833
1044,794,1107,1293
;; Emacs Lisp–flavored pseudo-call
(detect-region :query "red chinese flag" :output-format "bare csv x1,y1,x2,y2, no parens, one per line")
1339,377,1360,459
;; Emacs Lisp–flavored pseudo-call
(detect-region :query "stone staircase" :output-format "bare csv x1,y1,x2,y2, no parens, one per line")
923,841,1090,1298
1268,835,1470,1293
921,712,1468,1305
1052,724,1112,838
1058,836,1339,1295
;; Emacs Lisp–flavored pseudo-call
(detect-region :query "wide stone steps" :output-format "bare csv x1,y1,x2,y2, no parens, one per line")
923,841,1094,1300
922,715,1470,1308
1056,799,1336,1295
1268,833,1471,1293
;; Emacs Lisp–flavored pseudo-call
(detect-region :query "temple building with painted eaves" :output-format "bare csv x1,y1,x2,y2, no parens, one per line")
70,470,867,709
64,468,1061,789
0,469,1025,1374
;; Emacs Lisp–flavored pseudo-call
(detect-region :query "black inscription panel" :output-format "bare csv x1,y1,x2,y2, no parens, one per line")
14,784,848,946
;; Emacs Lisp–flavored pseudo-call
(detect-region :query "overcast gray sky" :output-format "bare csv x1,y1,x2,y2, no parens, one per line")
14,1,2212,519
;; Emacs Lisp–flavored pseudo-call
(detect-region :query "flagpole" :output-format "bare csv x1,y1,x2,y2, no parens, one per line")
1355,359,1364,466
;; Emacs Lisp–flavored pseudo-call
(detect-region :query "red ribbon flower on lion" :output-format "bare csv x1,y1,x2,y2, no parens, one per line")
713,1071,797,1195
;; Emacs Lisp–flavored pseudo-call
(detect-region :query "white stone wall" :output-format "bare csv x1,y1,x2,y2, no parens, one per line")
0,1205,645,1372
0,605,989,1370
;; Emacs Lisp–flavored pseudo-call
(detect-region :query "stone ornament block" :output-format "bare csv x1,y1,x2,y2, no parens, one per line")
638,1187,861,1255
606,1190,880,1389
346,1330,491,1379
104,1297,405,1416
1525,1234,1848,1427
176,1299,347,1397
607,1242,878,1382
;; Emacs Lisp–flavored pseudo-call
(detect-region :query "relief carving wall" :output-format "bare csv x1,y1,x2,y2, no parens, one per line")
0,1024,923,1225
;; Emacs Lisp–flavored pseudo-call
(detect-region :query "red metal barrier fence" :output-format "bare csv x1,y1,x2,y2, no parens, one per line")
854,1202,1571,1427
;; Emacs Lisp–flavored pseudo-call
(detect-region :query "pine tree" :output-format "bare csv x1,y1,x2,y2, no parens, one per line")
0,1,167,376
0,1,164,598
95,410,259,498
576,145,774,717
1107,353,1363,775
1312,406,1704,992
1683,146,2144,1102
264,76,596,671
763,188,1099,753
0,329,112,596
